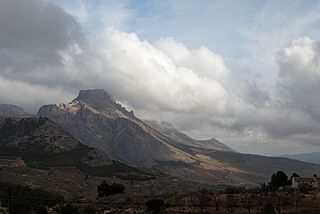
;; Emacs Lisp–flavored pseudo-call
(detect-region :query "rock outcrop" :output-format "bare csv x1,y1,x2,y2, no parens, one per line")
38,89,196,167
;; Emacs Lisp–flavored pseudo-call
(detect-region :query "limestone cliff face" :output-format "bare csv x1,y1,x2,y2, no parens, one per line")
38,89,195,167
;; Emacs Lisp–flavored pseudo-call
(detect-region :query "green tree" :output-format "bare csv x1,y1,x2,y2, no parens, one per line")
269,171,289,190
289,173,299,185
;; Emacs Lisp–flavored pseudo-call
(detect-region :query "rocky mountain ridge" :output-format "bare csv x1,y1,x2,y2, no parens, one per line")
37,89,320,184
38,89,197,167
144,120,235,152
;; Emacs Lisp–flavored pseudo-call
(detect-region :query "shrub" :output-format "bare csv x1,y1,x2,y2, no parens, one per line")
146,199,166,213
97,181,125,197
263,203,276,214
299,183,313,193
83,206,96,214
60,203,79,214
225,186,245,194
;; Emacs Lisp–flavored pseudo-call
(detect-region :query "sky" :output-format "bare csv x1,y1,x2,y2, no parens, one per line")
1,0,320,155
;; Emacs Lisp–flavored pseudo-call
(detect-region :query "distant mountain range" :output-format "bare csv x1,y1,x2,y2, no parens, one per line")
282,152,320,164
1,89,320,185
145,120,236,152
33,89,320,184
0,104,32,118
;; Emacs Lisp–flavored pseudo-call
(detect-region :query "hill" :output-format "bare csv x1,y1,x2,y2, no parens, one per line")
144,120,235,152
282,152,320,164
0,104,32,117
0,116,153,179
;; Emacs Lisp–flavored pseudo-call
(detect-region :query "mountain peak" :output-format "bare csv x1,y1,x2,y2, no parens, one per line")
74,89,115,109
75,89,113,101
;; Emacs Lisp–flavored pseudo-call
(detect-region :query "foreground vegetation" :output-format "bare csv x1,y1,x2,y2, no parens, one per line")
1,170,320,214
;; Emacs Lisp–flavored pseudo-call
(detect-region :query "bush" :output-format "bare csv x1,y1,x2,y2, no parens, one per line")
263,203,276,214
97,181,125,197
299,183,313,193
83,206,96,214
60,203,79,214
225,186,245,194
0,182,64,214
146,199,166,213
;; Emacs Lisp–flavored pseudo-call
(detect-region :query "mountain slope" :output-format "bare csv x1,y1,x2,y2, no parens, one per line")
145,120,235,152
38,89,196,167
209,151,320,184
0,116,152,178
0,104,32,117
37,89,320,184
282,152,320,164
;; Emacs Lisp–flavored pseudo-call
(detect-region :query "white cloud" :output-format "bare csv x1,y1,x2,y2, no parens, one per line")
155,38,229,81
277,37,320,120
69,28,230,115
2,0,320,155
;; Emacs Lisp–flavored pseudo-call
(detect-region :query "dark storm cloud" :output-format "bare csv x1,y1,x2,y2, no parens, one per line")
0,0,85,88
0,0,84,62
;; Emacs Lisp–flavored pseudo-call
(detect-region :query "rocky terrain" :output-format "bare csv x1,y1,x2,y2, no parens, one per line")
145,120,236,152
0,116,155,179
0,103,32,117
37,89,320,185
0,116,198,201
38,89,196,167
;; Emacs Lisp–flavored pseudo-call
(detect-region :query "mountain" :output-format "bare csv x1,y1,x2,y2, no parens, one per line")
0,116,153,178
145,120,235,152
38,89,197,167
37,89,320,184
282,152,320,164
0,104,32,117
208,151,320,184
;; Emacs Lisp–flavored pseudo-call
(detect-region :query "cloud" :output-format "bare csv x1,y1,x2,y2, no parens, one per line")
0,0,85,89
0,0,231,117
1,0,320,155
0,0,84,61
0,0,85,110
155,38,229,81
277,37,320,120
70,28,230,115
